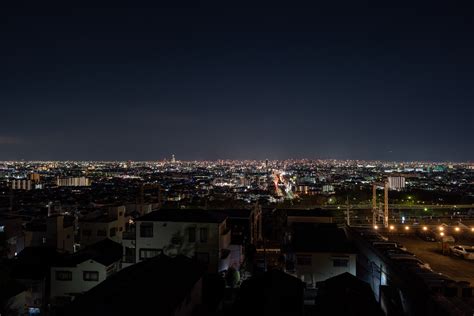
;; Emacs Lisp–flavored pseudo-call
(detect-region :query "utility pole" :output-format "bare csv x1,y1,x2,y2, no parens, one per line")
9,186,14,212
346,196,350,226
384,181,389,228
372,184,377,226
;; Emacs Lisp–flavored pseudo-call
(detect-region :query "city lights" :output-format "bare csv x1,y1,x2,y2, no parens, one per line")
1,2,473,315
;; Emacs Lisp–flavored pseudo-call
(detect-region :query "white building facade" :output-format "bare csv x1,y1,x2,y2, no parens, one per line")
133,210,232,273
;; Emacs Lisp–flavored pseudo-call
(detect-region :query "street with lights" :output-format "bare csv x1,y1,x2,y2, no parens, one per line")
377,228,474,285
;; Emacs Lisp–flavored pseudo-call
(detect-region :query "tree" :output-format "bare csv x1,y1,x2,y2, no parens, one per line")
225,266,240,288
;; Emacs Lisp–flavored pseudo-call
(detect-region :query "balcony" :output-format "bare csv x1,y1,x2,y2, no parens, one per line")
122,231,135,240
122,255,135,264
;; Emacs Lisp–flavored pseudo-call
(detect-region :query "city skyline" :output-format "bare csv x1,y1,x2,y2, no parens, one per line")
0,158,473,164
2,1,473,161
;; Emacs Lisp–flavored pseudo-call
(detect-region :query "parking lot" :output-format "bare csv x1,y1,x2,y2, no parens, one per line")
386,234,474,285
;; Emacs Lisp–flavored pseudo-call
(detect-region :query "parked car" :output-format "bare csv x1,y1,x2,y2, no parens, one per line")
416,230,437,242
449,245,474,260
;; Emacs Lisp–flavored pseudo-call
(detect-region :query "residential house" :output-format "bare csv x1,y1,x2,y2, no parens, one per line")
288,223,357,288
24,215,74,253
236,269,305,316
50,239,122,306
62,255,205,316
7,247,65,315
313,272,383,316
0,215,25,258
134,209,232,273
79,206,127,246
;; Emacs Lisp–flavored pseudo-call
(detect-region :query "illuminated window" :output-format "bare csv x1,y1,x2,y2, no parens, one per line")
83,271,99,281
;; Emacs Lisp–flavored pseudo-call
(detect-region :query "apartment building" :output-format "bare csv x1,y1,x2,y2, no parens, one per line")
132,209,232,273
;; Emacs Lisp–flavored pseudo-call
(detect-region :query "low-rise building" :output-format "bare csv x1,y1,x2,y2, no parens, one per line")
236,269,305,316
79,206,127,247
287,223,357,288
63,255,205,316
0,215,25,258
50,239,122,306
133,209,232,273
24,215,74,253
7,247,65,315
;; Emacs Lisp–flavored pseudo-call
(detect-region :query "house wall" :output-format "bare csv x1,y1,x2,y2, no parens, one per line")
16,278,46,311
295,252,356,287
135,220,228,273
79,207,127,246
50,260,107,300
5,291,28,316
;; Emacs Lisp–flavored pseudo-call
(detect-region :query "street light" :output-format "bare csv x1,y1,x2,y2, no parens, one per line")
389,225,395,231
455,227,460,232
405,226,410,231
471,227,474,232
422,226,428,231
439,226,444,232
440,232,445,237
374,225,379,230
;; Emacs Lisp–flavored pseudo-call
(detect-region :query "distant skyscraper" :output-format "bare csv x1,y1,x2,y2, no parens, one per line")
28,173,41,182
322,185,335,193
171,154,176,163
388,176,406,191
11,179,32,190
56,177,91,187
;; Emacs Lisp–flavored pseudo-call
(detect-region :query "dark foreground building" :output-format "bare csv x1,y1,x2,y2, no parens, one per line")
234,269,305,316
61,255,205,316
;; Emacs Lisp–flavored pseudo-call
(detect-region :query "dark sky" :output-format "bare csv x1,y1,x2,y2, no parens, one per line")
1,1,473,161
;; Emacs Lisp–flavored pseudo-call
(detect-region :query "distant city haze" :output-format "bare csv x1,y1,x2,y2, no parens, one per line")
1,2,473,161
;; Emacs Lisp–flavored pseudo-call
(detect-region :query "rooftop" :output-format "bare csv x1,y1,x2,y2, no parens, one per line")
54,239,122,267
292,223,357,253
136,209,228,223
64,255,205,316
285,208,334,218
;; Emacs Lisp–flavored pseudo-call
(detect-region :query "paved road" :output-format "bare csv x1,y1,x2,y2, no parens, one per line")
388,235,474,285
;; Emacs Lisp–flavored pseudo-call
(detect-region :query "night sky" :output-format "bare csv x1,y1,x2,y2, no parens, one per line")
1,1,473,161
